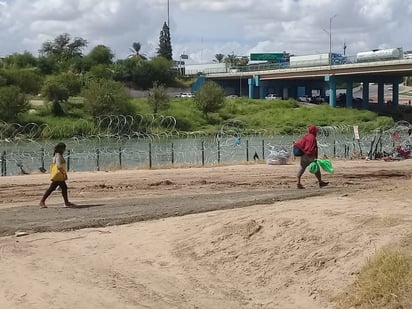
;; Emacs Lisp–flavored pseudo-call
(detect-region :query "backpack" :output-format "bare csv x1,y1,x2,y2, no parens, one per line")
293,145,304,156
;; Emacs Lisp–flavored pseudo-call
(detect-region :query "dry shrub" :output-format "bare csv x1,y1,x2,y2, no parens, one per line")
339,249,412,308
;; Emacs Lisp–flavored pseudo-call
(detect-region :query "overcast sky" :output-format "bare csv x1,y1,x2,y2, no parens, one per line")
1,0,411,64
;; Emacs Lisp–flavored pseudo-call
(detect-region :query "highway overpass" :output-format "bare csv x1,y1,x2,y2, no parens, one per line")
194,59,412,109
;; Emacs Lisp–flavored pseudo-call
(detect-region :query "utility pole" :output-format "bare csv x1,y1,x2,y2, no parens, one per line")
322,14,337,67
167,0,170,27
329,15,337,66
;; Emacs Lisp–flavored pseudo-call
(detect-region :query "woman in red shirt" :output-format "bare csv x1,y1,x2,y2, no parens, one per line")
294,125,329,189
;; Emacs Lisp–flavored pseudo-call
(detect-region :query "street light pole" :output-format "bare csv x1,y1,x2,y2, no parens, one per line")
167,0,170,27
329,14,337,66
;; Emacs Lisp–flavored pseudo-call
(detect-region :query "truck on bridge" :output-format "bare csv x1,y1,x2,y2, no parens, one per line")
289,53,346,68
355,48,403,62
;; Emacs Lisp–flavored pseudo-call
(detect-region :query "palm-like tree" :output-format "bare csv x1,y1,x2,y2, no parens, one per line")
224,54,239,67
214,53,225,63
128,42,147,60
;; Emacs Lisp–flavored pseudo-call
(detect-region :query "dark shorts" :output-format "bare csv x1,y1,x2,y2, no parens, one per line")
299,154,315,168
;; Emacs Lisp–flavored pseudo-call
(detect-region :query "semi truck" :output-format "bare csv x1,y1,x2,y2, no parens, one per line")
289,53,346,68
355,48,403,62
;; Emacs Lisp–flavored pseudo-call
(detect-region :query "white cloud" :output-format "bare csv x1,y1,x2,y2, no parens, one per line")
0,0,411,63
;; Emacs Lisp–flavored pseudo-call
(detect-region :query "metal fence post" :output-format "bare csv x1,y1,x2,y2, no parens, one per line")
262,139,265,159
246,140,249,161
171,142,174,164
1,151,5,176
149,143,152,169
119,147,122,167
96,149,100,171
201,141,205,166
40,147,45,171
67,150,71,172
217,140,221,164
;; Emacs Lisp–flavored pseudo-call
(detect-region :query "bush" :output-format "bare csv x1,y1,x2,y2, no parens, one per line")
0,85,29,122
1,69,43,94
147,81,170,114
82,79,135,117
194,81,225,117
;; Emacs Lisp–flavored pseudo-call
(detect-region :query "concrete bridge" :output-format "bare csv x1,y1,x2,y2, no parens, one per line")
195,59,412,110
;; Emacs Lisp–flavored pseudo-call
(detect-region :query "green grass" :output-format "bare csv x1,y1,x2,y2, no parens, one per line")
130,97,153,114
20,113,96,138
17,95,397,138
219,98,394,134
167,100,207,131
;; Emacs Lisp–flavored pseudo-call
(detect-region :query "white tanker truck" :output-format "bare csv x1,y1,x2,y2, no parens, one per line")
355,48,403,62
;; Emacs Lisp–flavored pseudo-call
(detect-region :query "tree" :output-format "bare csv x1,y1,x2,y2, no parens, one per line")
224,54,239,67
194,81,225,117
0,86,29,122
41,77,70,116
2,69,43,94
87,45,114,66
82,79,134,117
128,42,147,60
214,53,225,63
89,64,114,80
157,22,173,60
40,73,81,117
3,52,37,68
113,56,174,90
147,81,170,114
39,33,88,65
144,57,174,87
37,56,59,75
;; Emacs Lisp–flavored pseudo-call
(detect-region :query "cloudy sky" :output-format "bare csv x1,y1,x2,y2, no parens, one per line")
1,0,411,64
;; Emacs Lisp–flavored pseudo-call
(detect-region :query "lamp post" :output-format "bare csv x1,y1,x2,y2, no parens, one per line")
323,14,337,67
167,0,170,27
328,14,337,66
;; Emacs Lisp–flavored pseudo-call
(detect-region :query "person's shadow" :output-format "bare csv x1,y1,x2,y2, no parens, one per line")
68,203,106,209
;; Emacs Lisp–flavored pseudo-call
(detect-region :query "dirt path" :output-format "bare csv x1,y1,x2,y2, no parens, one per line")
0,189,334,236
1,159,409,237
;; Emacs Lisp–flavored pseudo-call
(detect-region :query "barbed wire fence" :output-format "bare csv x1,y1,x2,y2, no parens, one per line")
1,116,411,176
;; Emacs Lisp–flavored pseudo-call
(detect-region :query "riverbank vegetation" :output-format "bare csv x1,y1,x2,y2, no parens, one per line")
12,94,396,139
0,32,406,139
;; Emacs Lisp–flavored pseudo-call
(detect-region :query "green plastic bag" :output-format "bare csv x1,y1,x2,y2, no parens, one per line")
308,161,320,174
317,159,334,173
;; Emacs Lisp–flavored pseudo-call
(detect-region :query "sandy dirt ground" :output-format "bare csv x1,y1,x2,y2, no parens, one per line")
0,159,412,309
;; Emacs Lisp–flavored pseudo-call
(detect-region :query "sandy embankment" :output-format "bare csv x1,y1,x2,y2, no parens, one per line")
0,159,412,308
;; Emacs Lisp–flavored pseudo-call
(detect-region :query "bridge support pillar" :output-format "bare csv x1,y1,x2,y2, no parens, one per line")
325,75,336,108
378,82,385,110
362,82,369,109
346,82,353,108
392,82,399,110
248,78,254,99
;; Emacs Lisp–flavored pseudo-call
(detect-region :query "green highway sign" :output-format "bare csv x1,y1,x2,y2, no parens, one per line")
250,53,285,61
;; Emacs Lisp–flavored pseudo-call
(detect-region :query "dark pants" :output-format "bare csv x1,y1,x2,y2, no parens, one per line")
41,181,69,204
297,154,322,182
